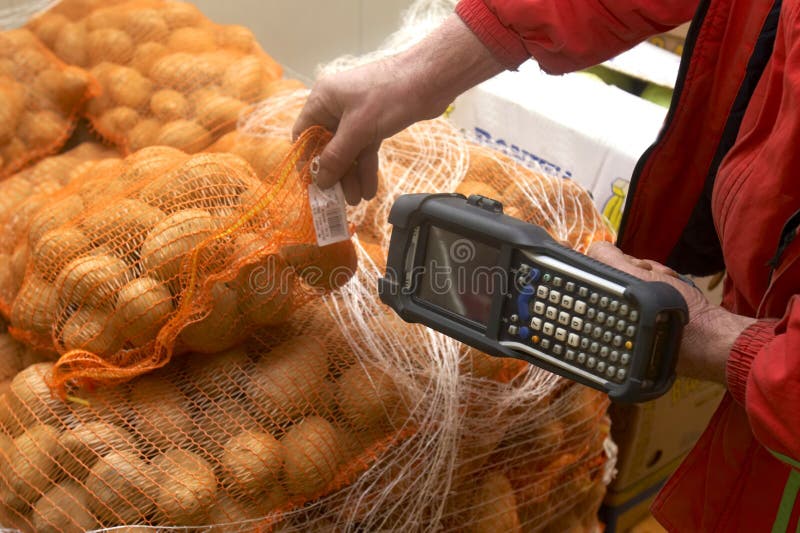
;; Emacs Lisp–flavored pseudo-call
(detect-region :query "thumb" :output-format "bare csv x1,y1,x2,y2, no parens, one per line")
315,113,374,189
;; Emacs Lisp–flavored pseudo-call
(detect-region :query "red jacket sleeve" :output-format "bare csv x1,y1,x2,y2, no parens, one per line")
727,297,800,463
455,0,699,73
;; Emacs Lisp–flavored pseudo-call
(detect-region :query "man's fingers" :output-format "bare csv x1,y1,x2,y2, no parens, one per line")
315,113,374,189
357,143,380,200
586,241,652,279
341,171,362,206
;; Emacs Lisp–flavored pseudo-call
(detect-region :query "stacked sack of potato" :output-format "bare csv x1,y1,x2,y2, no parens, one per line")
28,0,303,153
0,303,418,531
0,129,356,393
0,28,97,177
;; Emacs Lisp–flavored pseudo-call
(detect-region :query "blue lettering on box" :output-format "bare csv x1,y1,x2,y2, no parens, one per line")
473,127,573,180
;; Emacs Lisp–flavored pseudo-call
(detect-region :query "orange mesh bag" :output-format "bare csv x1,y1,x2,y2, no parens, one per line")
4,127,357,393
28,0,289,153
0,28,97,177
0,142,120,314
0,302,419,531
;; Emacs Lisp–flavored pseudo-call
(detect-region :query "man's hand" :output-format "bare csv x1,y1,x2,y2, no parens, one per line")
292,14,504,205
587,241,755,385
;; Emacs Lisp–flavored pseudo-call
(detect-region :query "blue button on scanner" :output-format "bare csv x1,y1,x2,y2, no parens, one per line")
518,326,530,339
517,285,534,321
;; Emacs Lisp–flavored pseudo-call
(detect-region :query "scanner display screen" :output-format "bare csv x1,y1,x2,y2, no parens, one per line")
415,226,501,327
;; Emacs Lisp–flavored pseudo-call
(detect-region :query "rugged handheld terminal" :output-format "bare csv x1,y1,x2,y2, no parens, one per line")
378,193,688,403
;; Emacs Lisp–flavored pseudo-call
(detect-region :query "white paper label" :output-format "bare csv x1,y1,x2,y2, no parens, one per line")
308,182,349,246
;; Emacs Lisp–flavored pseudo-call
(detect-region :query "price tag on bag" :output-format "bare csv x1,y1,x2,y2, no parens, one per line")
308,156,350,246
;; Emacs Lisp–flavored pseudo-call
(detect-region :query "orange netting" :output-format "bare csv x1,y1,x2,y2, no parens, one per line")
27,0,295,154
2,127,357,393
0,28,97,178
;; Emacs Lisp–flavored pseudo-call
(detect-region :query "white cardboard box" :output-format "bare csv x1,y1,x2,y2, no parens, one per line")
448,61,669,231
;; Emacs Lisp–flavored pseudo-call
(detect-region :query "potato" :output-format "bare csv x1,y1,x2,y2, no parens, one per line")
150,53,221,92
0,176,33,221
0,254,16,302
10,277,58,339
212,133,291,180
468,472,521,533
124,9,169,43
167,26,215,53
32,228,92,282
85,8,126,31
30,13,70,48
56,421,134,478
161,2,204,29
27,194,84,248
281,240,358,292
17,110,68,148
53,22,88,67
85,450,157,524
130,41,167,75
128,118,161,151
31,480,98,533
55,253,131,309
183,345,250,398
86,28,134,65
221,429,283,499
337,363,409,434
155,120,212,153
61,307,122,355
0,81,24,146
232,233,294,327
1,139,26,170
95,106,139,142
222,56,270,101
140,208,218,283
207,492,279,524
193,90,246,132
0,424,61,512
0,334,23,382
218,25,257,53
10,243,29,296
2,363,67,437
81,198,166,260
152,448,217,525
282,416,345,497
150,89,190,122
33,67,91,114
129,373,194,451
114,276,173,347
178,281,247,354
106,65,153,109
247,337,329,428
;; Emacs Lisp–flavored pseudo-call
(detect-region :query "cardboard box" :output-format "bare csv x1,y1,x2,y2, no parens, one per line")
600,477,668,533
648,22,691,57
447,61,669,232
608,377,724,493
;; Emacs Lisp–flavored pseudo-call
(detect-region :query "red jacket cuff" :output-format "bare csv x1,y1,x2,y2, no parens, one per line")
455,0,530,70
727,320,778,406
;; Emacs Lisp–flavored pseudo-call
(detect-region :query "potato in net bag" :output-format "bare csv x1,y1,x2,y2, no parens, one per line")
0,298,420,531
0,28,97,177
27,0,289,153
0,142,119,314
4,127,357,393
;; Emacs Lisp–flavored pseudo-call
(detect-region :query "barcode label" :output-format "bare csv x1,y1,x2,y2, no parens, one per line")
308,182,350,246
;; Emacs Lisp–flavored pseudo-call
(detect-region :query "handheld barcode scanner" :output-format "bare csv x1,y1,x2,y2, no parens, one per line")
378,193,688,403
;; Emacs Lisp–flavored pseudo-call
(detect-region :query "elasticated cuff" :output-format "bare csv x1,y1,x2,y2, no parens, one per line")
455,0,530,70
727,320,778,405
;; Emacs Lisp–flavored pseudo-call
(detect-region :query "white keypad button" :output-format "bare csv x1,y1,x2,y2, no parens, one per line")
553,344,563,356
609,300,619,312
620,353,631,365
533,301,545,315
508,325,518,335
587,308,596,320
589,292,599,304
602,331,613,343
543,322,555,336
613,335,623,347
549,291,561,304
596,361,607,373
553,276,563,287
609,350,619,363
590,342,599,354
578,287,589,297
537,286,549,299
629,310,639,322
619,304,629,316
616,368,627,380
558,312,570,325
583,323,592,335
592,327,602,339
530,317,543,331
567,333,580,347
570,317,583,331
580,338,590,349
626,325,636,337
555,328,567,341
606,365,617,378
565,282,575,292
587,357,596,369
616,320,626,332
565,349,576,361
546,306,558,320
599,347,609,358
599,296,609,308
606,316,616,328
577,353,587,364
540,339,551,350
596,312,606,324
574,301,587,315
561,295,574,309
